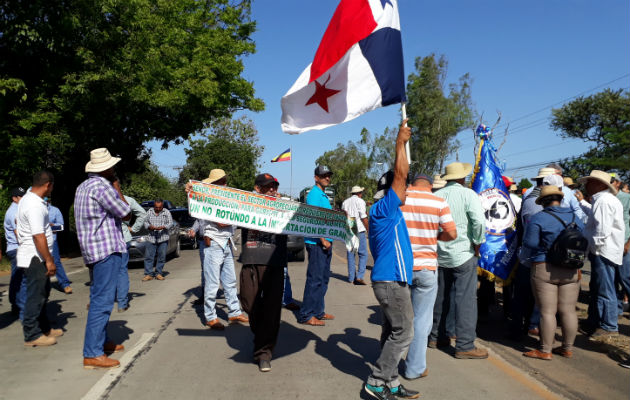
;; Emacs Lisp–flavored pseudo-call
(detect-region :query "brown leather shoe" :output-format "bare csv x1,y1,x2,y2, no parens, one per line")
317,313,335,320
206,319,225,330
528,327,540,336
421,368,429,378
428,338,451,348
301,316,325,326
83,355,120,369
104,342,125,353
155,274,165,280
142,275,153,281
229,314,249,324
44,328,64,338
353,278,367,285
24,335,57,347
64,286,73,294
552,347,572,358
455,347,489,359
523,349,552,360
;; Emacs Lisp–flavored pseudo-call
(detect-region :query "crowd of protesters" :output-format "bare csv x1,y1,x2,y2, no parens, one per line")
2,127,628,399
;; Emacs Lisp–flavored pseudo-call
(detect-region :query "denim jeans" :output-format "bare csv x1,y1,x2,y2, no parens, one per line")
144,240,168,276
84,253,121,358
508,263,536,336
7,249,22,307
347,231,368,282
203,241,242,322
52,240,71,289
298,243,332,323
404,269,438,379
198,239,206,289
430,257,479,351
367,282,413,389
616,252,630,314
116,244,131,309
282,266,294,306
587,253,619,332
22,258,52,342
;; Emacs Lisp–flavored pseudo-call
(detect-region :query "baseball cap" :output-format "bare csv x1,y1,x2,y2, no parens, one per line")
374,170,394,200
10,187,26,198
314,165,333,176
255,173,279,187
412,173,433,185
542,174,563,188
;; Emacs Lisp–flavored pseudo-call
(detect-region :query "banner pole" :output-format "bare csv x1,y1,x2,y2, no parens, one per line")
402,102,411,164
290,146,293,200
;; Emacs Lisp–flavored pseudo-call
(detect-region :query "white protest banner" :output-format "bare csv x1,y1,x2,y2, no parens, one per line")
187,181,357,250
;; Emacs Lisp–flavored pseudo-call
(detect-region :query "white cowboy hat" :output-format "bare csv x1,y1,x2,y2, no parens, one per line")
441,162,473,181
351,186,364,194
432,175,447,189
202,169,227,184
578,170,616,194
85,148,121,173
532,167,556,180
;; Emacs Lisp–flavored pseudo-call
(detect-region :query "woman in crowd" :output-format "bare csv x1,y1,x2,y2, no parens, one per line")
522,185,585,360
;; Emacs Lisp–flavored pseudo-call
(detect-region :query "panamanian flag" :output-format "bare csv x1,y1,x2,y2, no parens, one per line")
281,0,405,134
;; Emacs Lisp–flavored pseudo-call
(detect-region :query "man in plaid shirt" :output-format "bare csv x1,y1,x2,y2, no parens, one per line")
142,200,173,281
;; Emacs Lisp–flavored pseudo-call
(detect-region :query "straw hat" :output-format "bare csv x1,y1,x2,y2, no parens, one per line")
578,170,616,193
509,184,517,192
85,148,121,173
351,186,364,194
532,167,556,180
441,162,473,181
202,169,227,184
535,185,565,205
563,177,577,188
432,175,447,189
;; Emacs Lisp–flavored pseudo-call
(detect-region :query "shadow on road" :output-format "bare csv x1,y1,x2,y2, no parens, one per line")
314,327,379,381
47,300,75,331
107,320,135,345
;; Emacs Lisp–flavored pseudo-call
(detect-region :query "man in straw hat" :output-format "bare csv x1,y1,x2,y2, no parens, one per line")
610,173,630,315
75,148,131,369
578,170,624,340
341,185,369,285
198,169,248,330
363,120,419,400
429,162,488,359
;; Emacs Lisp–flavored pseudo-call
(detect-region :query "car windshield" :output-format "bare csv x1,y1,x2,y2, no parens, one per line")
171,209,195,228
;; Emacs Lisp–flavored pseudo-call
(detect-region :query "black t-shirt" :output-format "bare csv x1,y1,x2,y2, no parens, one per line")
240,228,288,267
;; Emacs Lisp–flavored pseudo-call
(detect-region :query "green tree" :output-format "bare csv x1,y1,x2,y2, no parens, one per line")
178,117,263,190
517,178,532,191
405,54,475,175
551,89,630,181
0,0,263,227
124,162,186,206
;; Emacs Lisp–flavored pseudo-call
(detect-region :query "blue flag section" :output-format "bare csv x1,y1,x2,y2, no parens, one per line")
471,130,519,283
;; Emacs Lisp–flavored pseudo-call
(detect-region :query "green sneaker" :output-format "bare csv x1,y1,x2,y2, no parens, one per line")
365,384,396,400
390,384,420,399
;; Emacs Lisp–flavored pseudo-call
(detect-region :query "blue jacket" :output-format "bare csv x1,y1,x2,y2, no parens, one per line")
523,206,585,263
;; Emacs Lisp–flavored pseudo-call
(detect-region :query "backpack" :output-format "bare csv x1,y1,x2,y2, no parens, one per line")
543,210,588,269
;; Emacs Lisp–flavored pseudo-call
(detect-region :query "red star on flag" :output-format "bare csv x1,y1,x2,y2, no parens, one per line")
305,76,340,113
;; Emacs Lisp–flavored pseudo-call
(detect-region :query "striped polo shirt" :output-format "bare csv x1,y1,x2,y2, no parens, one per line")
402,187,456,270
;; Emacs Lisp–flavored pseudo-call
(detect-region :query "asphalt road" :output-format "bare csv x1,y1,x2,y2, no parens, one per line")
0,240,627,400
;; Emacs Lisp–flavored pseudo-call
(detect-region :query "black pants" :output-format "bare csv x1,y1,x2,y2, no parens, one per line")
240,264,284,362
23,257,51,342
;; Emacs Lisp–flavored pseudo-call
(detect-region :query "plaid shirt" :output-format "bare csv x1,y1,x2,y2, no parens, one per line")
74,174,131,265
144,208,173,243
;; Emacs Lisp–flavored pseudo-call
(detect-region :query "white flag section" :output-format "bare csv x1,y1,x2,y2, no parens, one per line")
281,0,405,134
187,181,358,251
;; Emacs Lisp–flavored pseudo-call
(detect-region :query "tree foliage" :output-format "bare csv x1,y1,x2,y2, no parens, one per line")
124,161,186,206
405,54,475,175
178,117,263,190
551,89,630,181
517,178,532,190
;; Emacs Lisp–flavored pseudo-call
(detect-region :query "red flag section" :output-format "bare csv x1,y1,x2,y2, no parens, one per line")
309,0,377,83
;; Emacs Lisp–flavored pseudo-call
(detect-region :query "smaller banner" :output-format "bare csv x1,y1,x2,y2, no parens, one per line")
187,181,357,250
471,132,519,283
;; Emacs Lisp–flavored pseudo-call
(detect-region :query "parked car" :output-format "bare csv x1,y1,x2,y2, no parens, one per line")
171,208,198,249
288,234,305,261
128,220,181,263
140,199,175,210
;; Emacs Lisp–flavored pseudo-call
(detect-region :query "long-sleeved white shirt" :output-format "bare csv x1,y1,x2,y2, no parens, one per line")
582,190,624,265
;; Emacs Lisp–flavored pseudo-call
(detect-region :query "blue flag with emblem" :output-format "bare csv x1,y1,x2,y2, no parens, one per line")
471,125,519,283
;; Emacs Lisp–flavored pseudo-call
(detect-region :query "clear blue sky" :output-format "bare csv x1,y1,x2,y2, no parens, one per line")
150,0,630,196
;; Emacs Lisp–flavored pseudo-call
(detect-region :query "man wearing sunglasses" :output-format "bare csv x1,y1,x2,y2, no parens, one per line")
239,173,287,372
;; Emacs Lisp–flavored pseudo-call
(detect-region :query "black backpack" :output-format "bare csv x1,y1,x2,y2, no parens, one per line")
543,210,588,269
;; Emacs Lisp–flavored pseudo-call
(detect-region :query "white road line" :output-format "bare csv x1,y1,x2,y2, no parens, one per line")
81,332,155,400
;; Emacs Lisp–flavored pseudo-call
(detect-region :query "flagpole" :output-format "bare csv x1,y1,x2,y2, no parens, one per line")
290,146,293,200
402,102,411,164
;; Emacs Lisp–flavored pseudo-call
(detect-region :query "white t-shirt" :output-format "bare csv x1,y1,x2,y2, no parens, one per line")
342,195,368,233
16,191,53,268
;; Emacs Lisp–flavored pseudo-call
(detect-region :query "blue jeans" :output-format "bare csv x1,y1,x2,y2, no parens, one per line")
84,253,121,358
7,249,21,307
588,253,619,332
298,243,332,323
203,241,242,321
52,240,71,289
616,252,630,314
405,269,438,379
198,239,206,289
282,266,294,306
144,240,168,276
116,244,131,309
347,231,367,282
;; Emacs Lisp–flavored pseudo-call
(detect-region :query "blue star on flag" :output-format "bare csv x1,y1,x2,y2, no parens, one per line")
380,0,392,8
